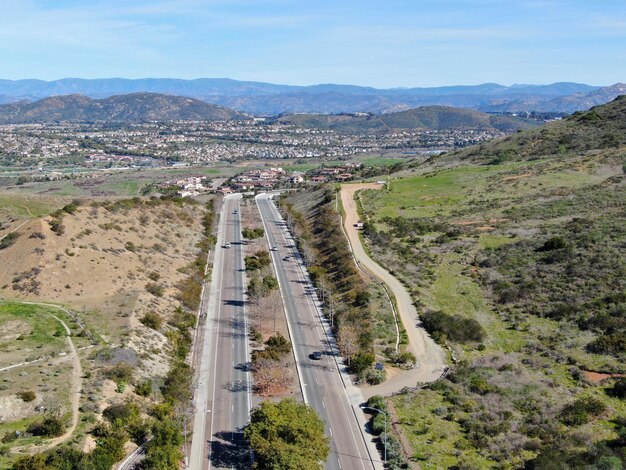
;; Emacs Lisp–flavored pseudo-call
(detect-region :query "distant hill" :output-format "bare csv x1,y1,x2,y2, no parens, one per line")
271,106,538,133
484,83,626,113
0,78,613,114
450,95,626,163
0,93,247,123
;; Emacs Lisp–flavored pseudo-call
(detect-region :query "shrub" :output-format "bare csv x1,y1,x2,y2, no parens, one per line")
176,277,202,310
250,327,263,343
135,379,153,397
265,333,292,356
104,362,134,384
103,403,140,427
389,351,416,369
145,282,164,297
162,362,193,404
349,352,375,375
587,333,626,356
28,414,66,437
364,368,386,385
560,396,608,425
353,290,371,307
537,236,568,252
421,310,486,343
17,390,36,402
0,232,19,249
608,378,626,399
140,311,163,330
147,271,161,281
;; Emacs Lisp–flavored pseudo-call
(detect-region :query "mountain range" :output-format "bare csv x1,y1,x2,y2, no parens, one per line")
0,93,540,132
0,93,246,124
0,78,624,114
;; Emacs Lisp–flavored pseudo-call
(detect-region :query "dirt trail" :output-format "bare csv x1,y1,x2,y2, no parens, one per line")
14,302,83,449
339,184,446,397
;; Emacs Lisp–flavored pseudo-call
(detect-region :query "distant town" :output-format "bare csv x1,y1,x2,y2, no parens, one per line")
0,120,508,174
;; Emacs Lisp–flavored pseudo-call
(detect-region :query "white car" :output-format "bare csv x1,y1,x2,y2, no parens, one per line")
224,242,231,248
271,246,278,251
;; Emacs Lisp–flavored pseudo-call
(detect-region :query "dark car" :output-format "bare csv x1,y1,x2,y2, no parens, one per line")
311,351,322,360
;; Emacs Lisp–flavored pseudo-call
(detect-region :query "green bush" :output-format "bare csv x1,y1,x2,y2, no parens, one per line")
364,368,385,385
140,311,163,330
145,282,164,297
421,310,485,343
103,403,140,427
135,379,153,397
349,352,375,375
104,362,134,384
609,378,626,399
27,414,66,437
0,232,19,249
560,396,608,425
17,390,36,402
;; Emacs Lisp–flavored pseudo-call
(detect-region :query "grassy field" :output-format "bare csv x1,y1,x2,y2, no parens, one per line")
0,302,72,368
0,194,61,220
363,158,608,219
0,302,79,467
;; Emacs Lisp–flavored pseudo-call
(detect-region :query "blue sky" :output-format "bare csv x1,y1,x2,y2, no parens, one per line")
1,0,624,87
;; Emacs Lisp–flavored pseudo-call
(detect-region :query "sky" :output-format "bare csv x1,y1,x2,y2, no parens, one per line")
0,0,625,88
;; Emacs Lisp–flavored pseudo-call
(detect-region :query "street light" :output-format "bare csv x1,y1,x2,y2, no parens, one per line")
360,405,387,462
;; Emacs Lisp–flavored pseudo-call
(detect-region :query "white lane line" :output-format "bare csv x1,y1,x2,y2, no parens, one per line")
266,197,375,470
206,198,228,470
255,194,308,405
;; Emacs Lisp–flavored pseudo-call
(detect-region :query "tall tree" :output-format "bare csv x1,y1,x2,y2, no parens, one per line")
244,399,329,469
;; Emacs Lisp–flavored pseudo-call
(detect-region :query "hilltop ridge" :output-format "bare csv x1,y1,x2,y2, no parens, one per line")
0,92,247,123
272,106,537,133
446,95,626,164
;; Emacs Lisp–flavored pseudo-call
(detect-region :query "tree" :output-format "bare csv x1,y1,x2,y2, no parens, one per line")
253,357,291,396
244,399,329,469
337,324,359,365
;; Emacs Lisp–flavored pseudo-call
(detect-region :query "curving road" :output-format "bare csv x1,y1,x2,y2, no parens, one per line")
339,184,446,397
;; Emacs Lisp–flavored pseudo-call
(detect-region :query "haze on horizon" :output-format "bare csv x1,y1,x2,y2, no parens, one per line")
1,0,625,88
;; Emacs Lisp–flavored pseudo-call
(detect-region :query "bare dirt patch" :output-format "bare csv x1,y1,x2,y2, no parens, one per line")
0,395,42,422
583,371,626,383
502,173,532,182
0,319,32,340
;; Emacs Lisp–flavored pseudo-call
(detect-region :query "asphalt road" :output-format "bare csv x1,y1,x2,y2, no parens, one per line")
256,194,379,470
189,194,252,470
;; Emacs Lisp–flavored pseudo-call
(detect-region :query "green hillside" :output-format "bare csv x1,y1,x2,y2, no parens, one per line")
452,95,626,164
356,96,626,468
273,106,537,133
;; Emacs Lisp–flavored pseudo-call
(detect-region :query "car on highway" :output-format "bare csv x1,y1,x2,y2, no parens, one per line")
224,242,231,248
271,246,278,251
233,210,238,214
311,351,322,360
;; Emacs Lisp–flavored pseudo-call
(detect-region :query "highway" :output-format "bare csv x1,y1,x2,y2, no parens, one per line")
256,193,381,470
189,194,252,470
